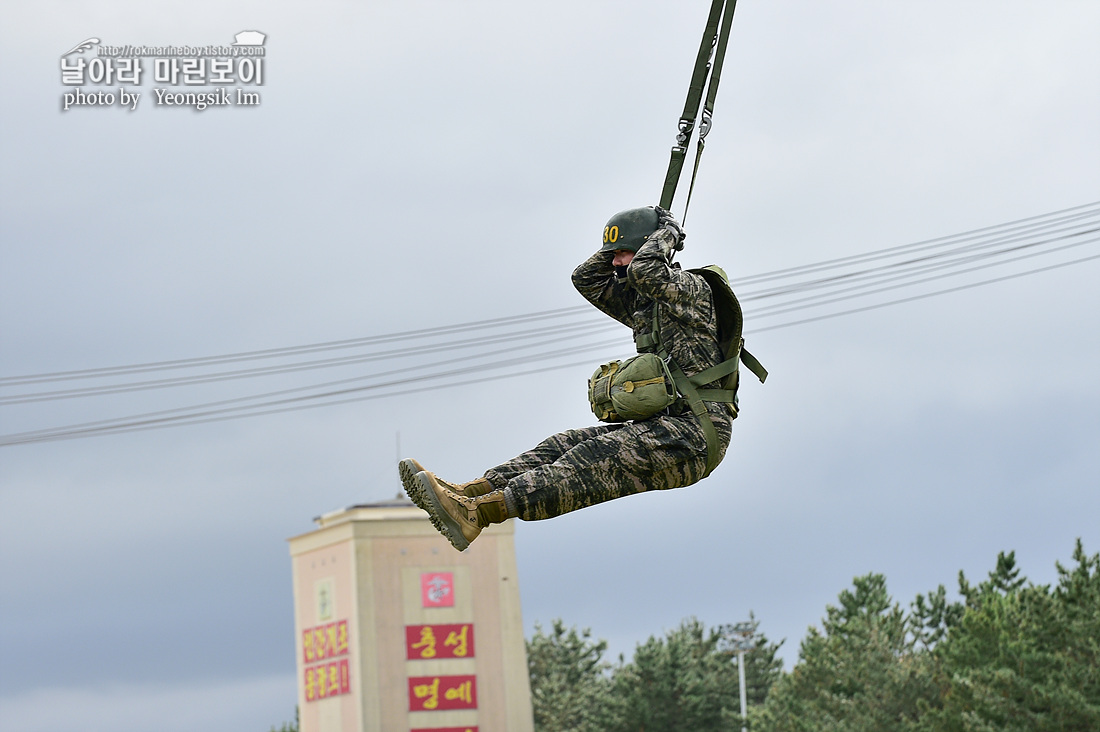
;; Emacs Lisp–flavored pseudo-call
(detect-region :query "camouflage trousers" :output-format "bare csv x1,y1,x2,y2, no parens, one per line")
483,405,733,522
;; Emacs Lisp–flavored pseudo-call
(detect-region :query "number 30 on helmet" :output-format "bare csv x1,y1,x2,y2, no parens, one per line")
600,207,659,253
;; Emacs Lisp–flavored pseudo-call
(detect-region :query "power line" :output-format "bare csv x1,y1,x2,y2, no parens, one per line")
748,232,1098,318
0,319,619,405
5,330,628,435
4,220,1091,404
0,359,603,446
6,200,1096,389
0,342,618,445
4,251,1094,446
2,204,1098,446
742,217,1099,300
747,252,1100,334
0,305,592,386
735,200,1100,286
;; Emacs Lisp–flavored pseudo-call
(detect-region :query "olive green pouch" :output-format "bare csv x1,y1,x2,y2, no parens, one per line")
588,353,677,422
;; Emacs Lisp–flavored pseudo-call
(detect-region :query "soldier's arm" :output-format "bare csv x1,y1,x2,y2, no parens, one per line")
572,250,635,326
626,228,712,328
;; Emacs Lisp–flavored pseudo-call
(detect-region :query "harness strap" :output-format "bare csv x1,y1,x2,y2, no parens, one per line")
650,307,731,477
695,389,737,403
645,330,765,390
667,357,723,477
739,345,768,384
688,341,767,386
686,352,739,388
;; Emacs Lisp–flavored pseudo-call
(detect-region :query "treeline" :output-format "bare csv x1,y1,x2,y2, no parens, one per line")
526,539,1100,732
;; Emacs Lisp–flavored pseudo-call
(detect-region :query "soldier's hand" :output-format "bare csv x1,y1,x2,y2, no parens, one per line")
655,206,686,250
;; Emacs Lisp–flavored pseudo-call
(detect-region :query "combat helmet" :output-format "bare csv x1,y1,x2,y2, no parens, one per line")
600,207,659,253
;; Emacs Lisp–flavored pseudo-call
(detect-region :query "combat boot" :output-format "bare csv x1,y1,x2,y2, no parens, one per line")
415,471,507,552
399,458,493,513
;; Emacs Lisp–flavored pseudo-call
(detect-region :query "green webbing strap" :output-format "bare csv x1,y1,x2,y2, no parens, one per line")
739,346,768,384
686,354,739,388
659,0,727,212
687,343,767,386
681,0,739,222
668,357,723,477
659,0,740,218
635,332,659,351
696,389,737,403
693,346,765,402
650,307,729,477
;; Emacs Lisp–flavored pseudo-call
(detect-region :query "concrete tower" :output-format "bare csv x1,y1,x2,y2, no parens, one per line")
288,499,534,732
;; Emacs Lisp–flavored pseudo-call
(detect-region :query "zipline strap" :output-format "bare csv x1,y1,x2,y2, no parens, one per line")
659,0,726,212
659,0,740,219
681,0,738,223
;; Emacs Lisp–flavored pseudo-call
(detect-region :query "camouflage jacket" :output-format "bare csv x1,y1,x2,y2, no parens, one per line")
571,228,733,419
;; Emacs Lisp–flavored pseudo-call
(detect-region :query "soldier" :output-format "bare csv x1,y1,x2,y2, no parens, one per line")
401,206,737,551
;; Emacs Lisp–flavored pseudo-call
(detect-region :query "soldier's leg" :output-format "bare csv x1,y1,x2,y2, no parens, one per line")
404,408,730,550
404,423,627,552
481,424,624,488
503,414,722,521
401,424,622,512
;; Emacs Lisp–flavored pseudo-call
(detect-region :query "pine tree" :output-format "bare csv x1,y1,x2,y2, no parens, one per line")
754,573,938,732
924,540,1100,731
527,619,613,732
605,618,742,732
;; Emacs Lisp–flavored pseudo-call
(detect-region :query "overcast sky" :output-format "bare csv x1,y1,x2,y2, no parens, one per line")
2,1,1098,730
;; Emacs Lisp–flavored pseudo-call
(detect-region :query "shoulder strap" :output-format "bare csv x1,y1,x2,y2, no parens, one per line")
648,305,730,478
688,266,767,384
669,357,725,478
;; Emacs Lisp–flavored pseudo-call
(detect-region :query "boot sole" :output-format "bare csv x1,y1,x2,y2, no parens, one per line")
399,459,427,510
415,472,471,552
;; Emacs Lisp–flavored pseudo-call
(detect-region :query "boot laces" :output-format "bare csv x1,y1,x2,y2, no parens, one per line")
459,490,504,525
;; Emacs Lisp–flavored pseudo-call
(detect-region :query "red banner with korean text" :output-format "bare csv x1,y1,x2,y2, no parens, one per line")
302,619,349,664
407,674,477,712
303,658,351,702
405,623,475,660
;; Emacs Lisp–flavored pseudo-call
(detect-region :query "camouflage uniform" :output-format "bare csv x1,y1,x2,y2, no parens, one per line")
486,227,734,522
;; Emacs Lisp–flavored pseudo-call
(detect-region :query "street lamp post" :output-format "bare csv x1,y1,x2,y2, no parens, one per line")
738,645,748,731
730,621,755,732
